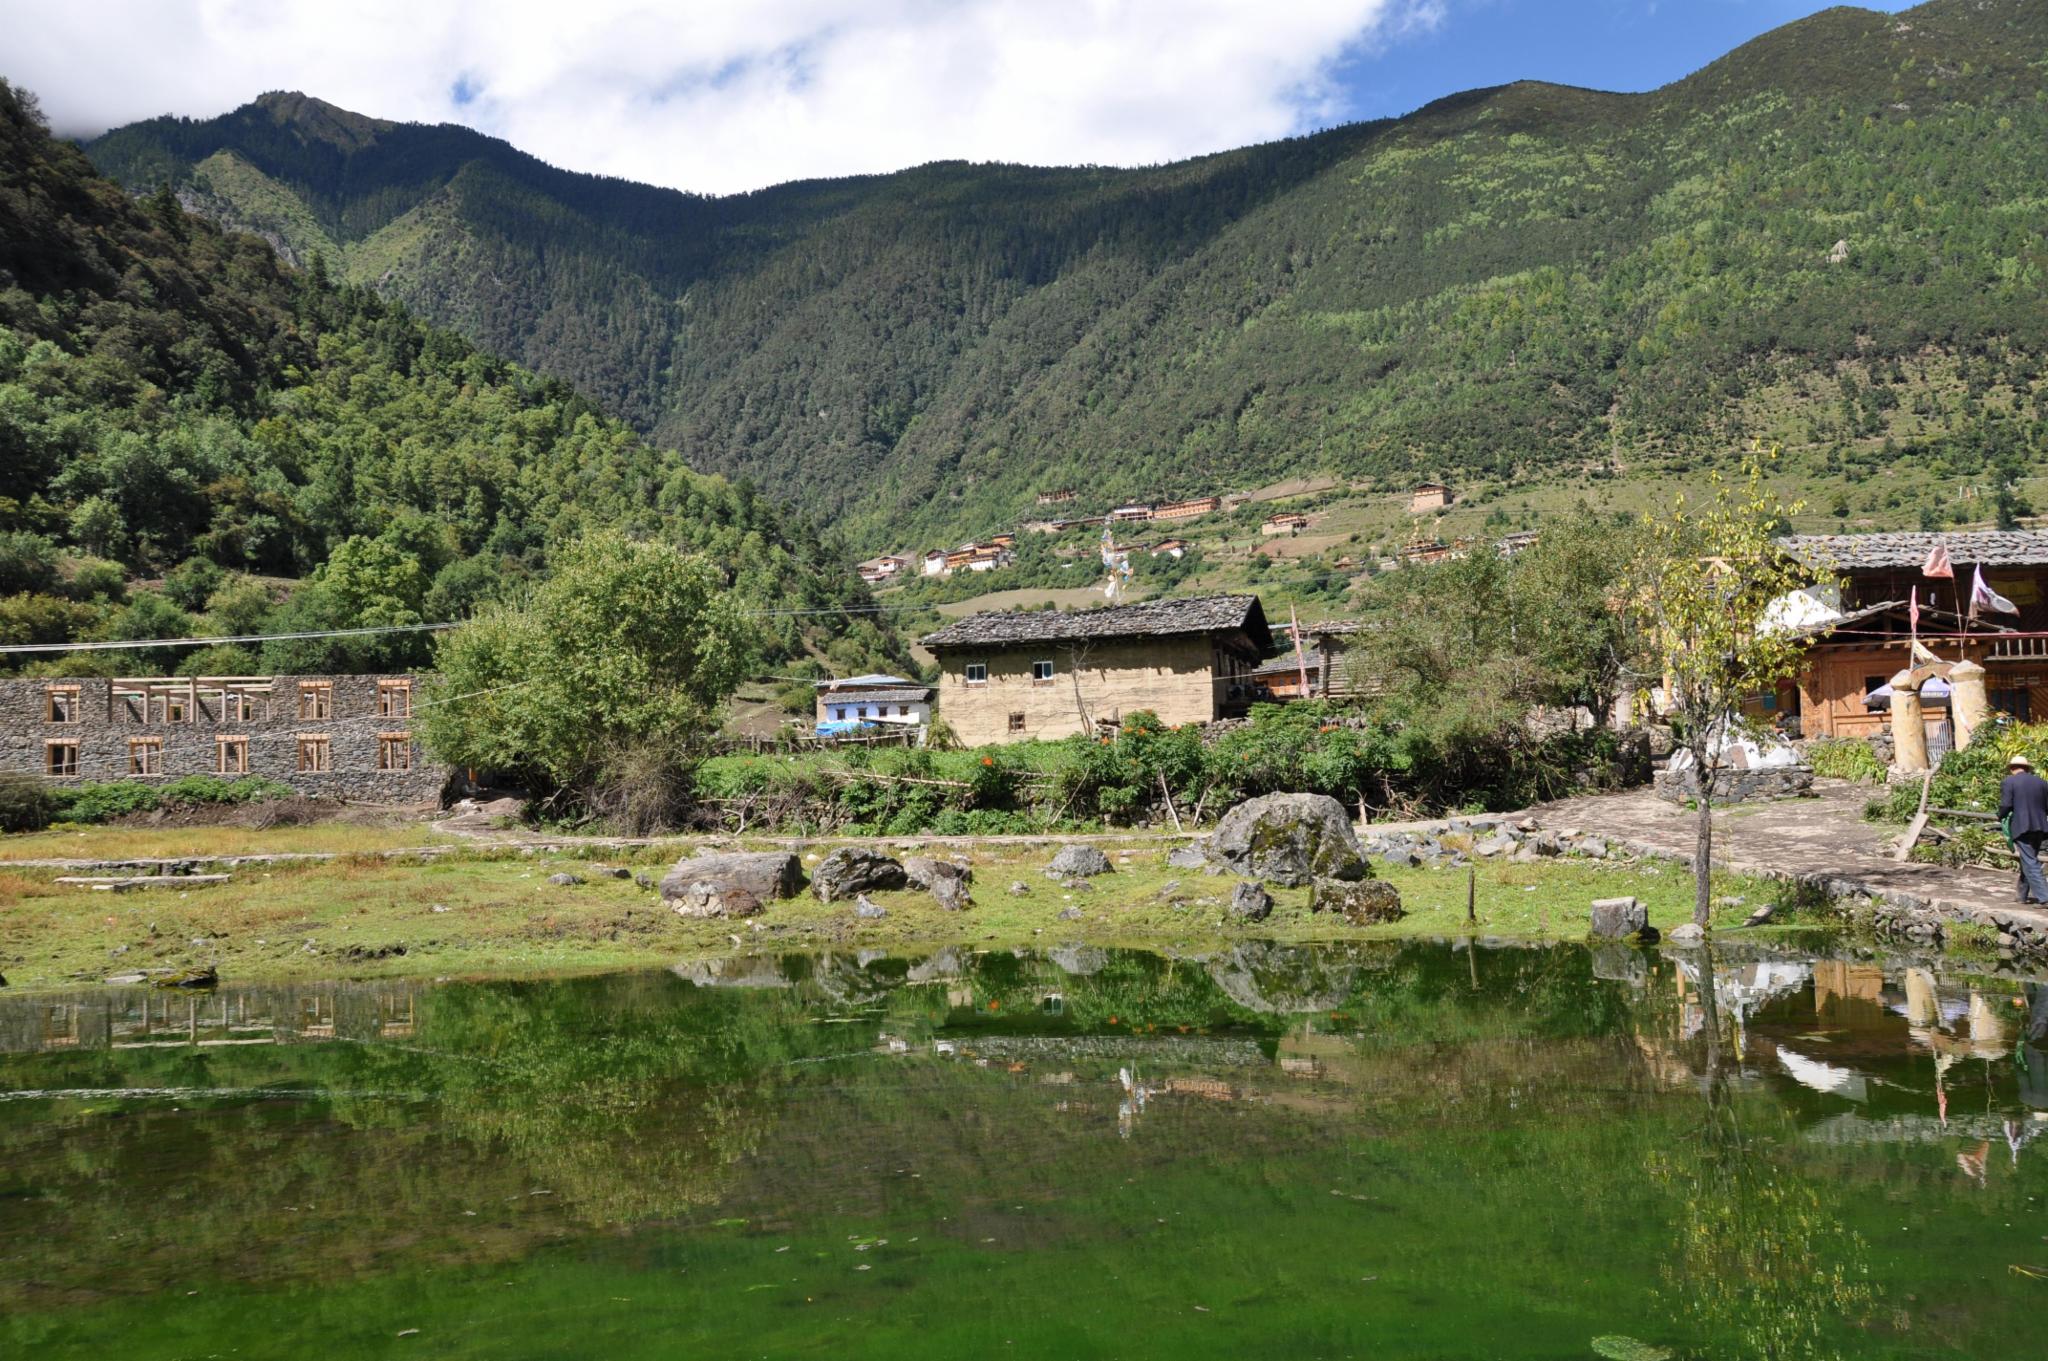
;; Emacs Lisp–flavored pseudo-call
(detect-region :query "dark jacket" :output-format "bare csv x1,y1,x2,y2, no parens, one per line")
2002,771,2048,838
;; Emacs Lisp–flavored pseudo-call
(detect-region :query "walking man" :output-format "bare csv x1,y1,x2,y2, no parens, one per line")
2001,754,2048,905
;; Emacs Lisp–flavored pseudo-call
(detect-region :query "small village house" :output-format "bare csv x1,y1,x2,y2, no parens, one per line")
857,553,913,583
1149,538,1188,559
921,594,1273,745
1409,483,1455,515
815,675,934,731
1,673,444,803
1248,620,1376,703
1109,504,1155,523
1261,512,1311,537
1152,497,1221,522
1035,489,1077,506
1778,532,2048,739
921,549,950,577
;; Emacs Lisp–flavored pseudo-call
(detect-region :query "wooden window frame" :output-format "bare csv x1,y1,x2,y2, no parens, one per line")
1008,712,1027,733
1030,659,1055,684
216,735,250,776
45,685,81,724
297,735,332,773
963,662,988,685
45,740,79,777
298,682,333,721
127,737,163,777
377,732,413,772
377,679,412,718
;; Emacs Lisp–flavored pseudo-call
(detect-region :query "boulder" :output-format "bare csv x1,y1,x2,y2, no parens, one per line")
1008,881,1031,896
812,848,908,902
1209,793,1367,887
662,850,805,919
1231,881,1275,922
905,855,973,910
1589,896,1649,940
1666,922,1707,945
1310,878,1405,925
853,895,888,920
1057,907,1083,921
1166,844,1210,871
1045,844,1113,879
546,872,584,887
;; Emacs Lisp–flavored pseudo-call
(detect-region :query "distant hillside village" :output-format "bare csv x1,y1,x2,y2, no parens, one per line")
856,481,1468,583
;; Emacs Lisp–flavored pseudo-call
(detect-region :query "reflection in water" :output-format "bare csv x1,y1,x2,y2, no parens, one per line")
1,942,2045,1360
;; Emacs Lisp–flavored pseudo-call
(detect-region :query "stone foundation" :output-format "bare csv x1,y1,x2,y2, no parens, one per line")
1653,764,1814,804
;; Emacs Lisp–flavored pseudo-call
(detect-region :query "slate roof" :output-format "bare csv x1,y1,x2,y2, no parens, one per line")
818,687,932,705
1780,531,2048,570
921,594,1270,650
816,673,918,689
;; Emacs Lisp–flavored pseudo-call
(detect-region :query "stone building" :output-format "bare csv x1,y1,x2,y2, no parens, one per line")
0,674,445,804
921,594,1273,745
814,675,935,730
1409,483,1454,514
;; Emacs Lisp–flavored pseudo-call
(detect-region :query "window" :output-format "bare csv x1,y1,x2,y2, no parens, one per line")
1008,712,1027,733
964,662,988,685
377,733,412,772
377,679,411,718
299,682,333,720
216,736,249,775
164,694,190,723
1863,675,1887,701
225,691,268,722
45,741,78,777
297,735,331,773
1030,660,1055,683
45,686,80,723
128,737,162,776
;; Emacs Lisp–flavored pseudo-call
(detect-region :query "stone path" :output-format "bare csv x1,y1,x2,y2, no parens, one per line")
1531,778,2048,944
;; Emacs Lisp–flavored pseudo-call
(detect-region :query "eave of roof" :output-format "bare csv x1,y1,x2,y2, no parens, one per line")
920,593,1270,651
1780,531,2048,571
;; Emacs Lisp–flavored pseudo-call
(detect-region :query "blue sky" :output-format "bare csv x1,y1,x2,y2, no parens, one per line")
5,0,1927,194
1332,1,1918,122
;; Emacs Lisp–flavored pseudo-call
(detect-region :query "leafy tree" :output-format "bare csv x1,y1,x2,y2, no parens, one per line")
1629,452,1819,929
423,533,754,827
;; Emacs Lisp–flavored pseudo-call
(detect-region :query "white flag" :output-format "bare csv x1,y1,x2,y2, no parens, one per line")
1970,565,2019,618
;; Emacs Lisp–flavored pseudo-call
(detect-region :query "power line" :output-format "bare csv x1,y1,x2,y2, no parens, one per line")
0,622,459,656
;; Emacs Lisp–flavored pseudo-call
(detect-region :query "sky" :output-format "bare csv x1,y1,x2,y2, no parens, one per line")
4,0,1920,196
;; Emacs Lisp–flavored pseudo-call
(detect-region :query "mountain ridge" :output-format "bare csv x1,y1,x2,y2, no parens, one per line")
76,0,2048,546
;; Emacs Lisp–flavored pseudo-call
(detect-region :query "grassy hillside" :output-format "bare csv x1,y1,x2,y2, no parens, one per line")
0,80,901,678
78,0,2048,555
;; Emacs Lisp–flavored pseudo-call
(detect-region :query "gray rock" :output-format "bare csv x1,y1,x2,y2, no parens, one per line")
546,872,584,886
1062,878,1096,892
853,895,888,920
1230,881,1275,921
1666,922,1706,945
1310,878,1405,925
1474,833,1517,858
594,866,633,880
104,971,148,986
1057,907,1083,921
1589,896,1648,940
1531,834,1563,858
1209,792,1368,887
1166,844,1210,870
905,856,974,910
1379,849,1421,869
1045,844,1113,879
1576,838,1609,860
633,872,654,890
662,850,805,919
812,848,908,902
1008,881,1030,896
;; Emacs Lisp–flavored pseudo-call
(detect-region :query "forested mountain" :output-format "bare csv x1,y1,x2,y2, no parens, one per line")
81,0,2048,547
0,81,899,678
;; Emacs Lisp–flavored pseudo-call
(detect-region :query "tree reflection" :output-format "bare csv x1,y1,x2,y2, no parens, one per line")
1655,942,1877,1360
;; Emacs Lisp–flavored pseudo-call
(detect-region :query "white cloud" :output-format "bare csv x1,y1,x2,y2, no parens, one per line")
2,0,1444,193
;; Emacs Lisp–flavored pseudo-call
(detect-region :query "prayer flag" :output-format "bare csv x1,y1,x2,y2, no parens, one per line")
1970,565,2019,618
1923,541,1954,578
1909,585,1919,636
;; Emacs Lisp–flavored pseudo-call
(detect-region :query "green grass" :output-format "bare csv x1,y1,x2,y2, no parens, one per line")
0,820,445,862
0,832,1791,989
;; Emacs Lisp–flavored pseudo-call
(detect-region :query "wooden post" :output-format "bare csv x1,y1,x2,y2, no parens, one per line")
1158,775,1183,834
1289,604,1310,698
1466,864,1476,925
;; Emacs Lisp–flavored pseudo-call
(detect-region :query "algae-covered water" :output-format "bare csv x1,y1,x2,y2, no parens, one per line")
1,940,2044,1359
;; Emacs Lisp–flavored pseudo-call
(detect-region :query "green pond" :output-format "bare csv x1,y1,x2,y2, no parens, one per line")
2,939,2045,1359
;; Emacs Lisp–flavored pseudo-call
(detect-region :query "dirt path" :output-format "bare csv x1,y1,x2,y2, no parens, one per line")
1532,779,2048,938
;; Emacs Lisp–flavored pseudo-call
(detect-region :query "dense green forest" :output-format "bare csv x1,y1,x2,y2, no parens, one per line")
78,0,2048,549
0,80,902,678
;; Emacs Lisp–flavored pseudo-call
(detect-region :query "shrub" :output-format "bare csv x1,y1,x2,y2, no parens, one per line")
50,782,161,822
0,772,58,832
159,775,295,806
1806,737,1885,783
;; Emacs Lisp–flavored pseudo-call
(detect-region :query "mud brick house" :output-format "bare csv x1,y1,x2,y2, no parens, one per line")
0,674,445,803
1408,483,1454,514
921,594,1273,745
1250,620,1376,703
814,674,934,729
1780,532,2048,739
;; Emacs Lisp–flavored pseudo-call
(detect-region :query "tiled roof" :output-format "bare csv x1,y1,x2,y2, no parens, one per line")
817,673,918,689
1780,531,2048,570
921,594,1270,650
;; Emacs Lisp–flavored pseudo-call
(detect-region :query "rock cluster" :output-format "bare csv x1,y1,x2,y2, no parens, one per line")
905,855,974,911
812,848,909,902
1360,817,1615,869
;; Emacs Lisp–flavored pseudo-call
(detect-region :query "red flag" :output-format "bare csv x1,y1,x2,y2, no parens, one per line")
1923,541,1954,579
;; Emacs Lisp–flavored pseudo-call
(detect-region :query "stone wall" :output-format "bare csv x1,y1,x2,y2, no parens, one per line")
1653,764,1814,803
934,637,1222,746
0,674,447,805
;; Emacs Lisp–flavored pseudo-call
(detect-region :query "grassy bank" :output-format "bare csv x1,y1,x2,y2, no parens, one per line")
0,830,1796,990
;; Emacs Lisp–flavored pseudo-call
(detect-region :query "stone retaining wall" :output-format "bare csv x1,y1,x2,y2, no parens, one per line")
0,674,446,805
1653,765,1814,803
